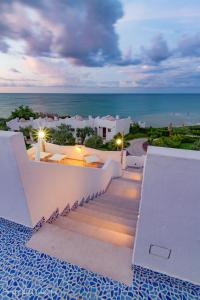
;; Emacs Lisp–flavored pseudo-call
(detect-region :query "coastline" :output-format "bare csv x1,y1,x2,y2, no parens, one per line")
2,110,200,129
0,93,200,126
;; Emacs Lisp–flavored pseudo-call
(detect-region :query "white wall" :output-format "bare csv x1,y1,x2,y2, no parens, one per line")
0,132,32,227
95,117,131,140
20,158,120,227
115,117,131,136
133,146,200,285
0,132,121,228
7,116,131,141
38,143,122,164
126,155,145,168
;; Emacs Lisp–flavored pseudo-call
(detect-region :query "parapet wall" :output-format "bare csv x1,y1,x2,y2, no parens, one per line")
133,146,200,285
0,131,121,228
0,132,32,227
44,143,122,163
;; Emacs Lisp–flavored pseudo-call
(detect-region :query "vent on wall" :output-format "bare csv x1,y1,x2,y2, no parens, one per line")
149,244,171,259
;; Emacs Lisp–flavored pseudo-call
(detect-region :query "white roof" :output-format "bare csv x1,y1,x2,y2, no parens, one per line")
74,115,84,121
102,115,115,121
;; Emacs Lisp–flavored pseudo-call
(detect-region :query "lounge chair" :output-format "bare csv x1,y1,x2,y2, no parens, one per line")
48,153,67,163
84,154,101,164
33,151,52,161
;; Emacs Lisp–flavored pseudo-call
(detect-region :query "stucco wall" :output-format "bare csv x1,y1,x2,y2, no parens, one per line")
133,146,200,285
7,116,131,141
126,155,145,168
20,158,120,227
0,132,32,227
115,117,131,135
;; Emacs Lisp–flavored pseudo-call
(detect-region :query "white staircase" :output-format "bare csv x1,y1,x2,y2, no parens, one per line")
27,168,142,286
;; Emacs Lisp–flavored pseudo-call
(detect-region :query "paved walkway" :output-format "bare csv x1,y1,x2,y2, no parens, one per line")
127,138,148,156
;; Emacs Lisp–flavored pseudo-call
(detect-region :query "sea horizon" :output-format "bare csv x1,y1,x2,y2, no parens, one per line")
0,93,200,127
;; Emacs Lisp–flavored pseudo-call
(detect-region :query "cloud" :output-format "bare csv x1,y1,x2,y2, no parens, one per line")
177,33,200,57
0,0,199,70
23,57,92,87
135,57,200,88
0,40,9,53
0,0,123,67
10,68,20,73
117,53,200,89
138,33,200,66
141,35,171,63
0,76,39,87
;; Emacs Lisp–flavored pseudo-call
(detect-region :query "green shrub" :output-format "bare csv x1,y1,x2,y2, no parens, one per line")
9,105,39,120
19,126,33,139
192,139,200,150
129,123,148,135
151,135,182,148
173,126,191,136
0,118,9,130
125,132,147,140
190,129,200,136
76,127,95,145
50,124,75,145
85,135,103,149
181,136,197,144
147,127,169,139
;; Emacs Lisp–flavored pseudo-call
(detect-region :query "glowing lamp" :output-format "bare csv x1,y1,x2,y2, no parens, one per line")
116,138,122,146
38,129,45,139
76,145,82,152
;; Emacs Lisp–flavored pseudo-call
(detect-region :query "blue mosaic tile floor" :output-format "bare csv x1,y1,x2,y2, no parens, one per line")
0,218,199,299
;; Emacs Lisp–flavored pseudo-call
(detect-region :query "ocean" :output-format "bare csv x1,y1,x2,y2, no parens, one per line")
0,93,200,127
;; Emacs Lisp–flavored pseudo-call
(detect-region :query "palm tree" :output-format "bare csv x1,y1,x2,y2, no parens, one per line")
19,126,33,143
76,127,94,144
51,124,75,145
9,105,38,120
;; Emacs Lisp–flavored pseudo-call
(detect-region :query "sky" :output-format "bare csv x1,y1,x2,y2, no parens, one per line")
0,0,200,93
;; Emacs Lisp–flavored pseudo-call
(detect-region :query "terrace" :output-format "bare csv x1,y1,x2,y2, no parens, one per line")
0,131,200,298
28,150,104,169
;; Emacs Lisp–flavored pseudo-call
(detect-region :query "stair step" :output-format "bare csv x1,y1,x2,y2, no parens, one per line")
90,200,139,215
85,203,137,219
26,223,133,285
122,170,143,182
106,180,141,199
98,194,140,210
77,207,138,227
68,211,135,235
54,217,134,248
126,167,143,172
109,177,141,187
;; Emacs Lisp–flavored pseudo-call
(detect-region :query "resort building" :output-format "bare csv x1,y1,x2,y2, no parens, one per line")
0,130,199,298
7,115,132,141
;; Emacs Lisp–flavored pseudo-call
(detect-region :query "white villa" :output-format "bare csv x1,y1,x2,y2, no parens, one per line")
7,115,132,141
0,130,200,290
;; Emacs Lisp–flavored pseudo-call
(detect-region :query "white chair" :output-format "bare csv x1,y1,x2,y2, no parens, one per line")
84,154,101,164
48,153,67,163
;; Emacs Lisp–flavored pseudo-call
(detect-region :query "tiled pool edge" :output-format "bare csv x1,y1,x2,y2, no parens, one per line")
0,217,199,299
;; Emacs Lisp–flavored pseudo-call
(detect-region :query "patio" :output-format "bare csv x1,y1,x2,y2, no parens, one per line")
29,151,104,168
